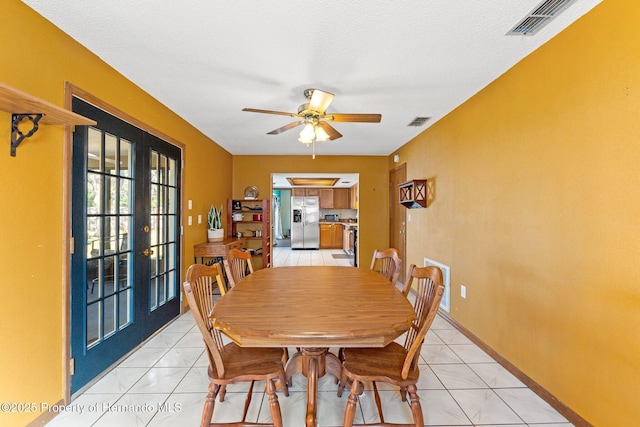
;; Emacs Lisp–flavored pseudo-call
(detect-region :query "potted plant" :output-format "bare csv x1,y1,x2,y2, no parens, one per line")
207,204,224,242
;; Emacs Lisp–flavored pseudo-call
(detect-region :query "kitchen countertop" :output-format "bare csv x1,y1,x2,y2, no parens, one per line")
319,221,358,227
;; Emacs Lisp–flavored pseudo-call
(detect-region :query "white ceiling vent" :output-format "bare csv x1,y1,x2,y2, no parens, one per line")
407,117,431,127
507,0,577,35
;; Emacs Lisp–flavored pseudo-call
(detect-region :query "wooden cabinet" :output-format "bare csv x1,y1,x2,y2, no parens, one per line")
320,223,344,248
320,224,332,248
319,188,333,208
398,180,427,209
349,184,358,209
293,187,354,209
292,188,320,197
333,188,350,209
227,199,271,269
331,224,343,247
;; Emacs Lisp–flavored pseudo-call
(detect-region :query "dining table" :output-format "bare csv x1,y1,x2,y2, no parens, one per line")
210,265,415,427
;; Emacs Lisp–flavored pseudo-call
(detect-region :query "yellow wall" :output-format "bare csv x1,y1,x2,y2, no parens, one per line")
0,1,231,425
232,155,389,267
391,1,640,424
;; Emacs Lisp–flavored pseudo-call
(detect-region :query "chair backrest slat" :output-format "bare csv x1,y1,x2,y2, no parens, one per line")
223,248,254,288
370,248,402,284
401,264,444,379
184,263,227,378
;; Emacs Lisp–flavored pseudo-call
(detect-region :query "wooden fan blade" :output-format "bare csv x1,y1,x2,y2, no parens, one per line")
308,89,335,114
318,121,342,140
242,108,298,117
326,113,382,123
267,121,303,135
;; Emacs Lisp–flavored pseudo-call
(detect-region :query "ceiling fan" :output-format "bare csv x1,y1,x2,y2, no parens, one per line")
242,88,381,144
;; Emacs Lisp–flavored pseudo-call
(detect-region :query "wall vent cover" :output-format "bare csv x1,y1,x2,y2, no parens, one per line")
407,117,431,127
424,257,450,312
507,0,577,35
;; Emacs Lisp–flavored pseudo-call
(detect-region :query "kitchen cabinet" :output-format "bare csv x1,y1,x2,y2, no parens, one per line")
333,188,350,209
293,187,351,209
320,224,332,248
331,224,343,247
320,223,343,248
227,199,271,269
349,184,359,209
319,189,333,208
292,188,320,197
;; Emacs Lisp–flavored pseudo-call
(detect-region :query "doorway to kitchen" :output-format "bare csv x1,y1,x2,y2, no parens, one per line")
271,173,359,264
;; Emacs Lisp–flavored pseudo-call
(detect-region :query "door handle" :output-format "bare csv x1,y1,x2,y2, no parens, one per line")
143,248,154,257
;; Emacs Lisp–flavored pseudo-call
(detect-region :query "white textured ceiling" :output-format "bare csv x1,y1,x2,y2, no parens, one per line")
23,0,601,157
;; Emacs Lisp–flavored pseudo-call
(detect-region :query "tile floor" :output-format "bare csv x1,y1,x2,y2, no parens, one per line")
46,248,573,426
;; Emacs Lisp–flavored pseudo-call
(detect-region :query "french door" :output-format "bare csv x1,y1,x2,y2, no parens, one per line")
70,98,181,393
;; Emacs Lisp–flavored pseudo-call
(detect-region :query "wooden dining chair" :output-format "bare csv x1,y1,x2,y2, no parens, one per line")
370,248,402,285
223,248,255,288
184,263,289,427
337,264,444,427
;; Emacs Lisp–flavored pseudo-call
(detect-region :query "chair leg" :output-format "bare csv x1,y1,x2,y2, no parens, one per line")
337,370,350,397
277,368,290,397
399,385,407,402
218,384,227,402
266,379,283,427
202,383,218,427
407,384,424,427
343,379,362,427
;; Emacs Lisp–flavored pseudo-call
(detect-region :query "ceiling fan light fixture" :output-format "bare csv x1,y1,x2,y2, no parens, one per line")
299,122,315,143
314,125,330,142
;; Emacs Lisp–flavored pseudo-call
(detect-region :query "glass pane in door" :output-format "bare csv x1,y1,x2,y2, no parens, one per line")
84,130,134,348
149,150,178,310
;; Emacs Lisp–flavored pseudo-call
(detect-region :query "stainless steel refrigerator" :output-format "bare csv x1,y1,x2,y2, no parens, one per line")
291,196,320,249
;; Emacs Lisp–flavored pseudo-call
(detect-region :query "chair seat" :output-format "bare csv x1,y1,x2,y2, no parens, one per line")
342,343,419,384
209,343,288,382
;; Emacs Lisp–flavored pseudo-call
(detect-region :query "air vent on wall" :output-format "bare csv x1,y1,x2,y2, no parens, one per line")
507,0,576,35
407,117,431,127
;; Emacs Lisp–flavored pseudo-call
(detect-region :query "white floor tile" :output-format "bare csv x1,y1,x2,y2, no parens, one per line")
419,389,473,425
430,363,489,389
421,343,465,364
119,347,169,368
468,363,527,388
128,367,190,394
84,367,150,394
153,347,203,368
449,388,524,424
92,393,169,426
495,388,569,424
449,343,495,363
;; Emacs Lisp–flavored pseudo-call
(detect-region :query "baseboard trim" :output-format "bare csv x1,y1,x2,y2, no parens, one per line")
438,311,591,427
25,399,63,427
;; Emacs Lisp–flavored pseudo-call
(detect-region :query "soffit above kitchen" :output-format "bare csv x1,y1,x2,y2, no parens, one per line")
273,173,358,189
22,0,602,157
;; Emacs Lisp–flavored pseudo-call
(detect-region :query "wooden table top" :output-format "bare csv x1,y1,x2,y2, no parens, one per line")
211,266,415,348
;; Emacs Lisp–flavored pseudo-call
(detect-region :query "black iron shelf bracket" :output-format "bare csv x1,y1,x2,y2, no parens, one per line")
11,113,43,156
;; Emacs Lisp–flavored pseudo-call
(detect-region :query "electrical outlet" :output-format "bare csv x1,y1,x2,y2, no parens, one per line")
188,199,192,210
197,214,202,224
461,285,466,299
188,215,192,226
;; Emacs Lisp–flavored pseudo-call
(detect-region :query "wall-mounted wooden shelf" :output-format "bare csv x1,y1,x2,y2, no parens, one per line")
0,82,97,156
399,179,427,209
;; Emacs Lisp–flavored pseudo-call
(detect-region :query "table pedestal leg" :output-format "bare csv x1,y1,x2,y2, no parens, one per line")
282,348,342,427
